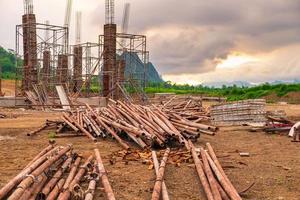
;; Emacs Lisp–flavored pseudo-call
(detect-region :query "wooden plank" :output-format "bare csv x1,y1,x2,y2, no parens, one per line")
55,85,71,110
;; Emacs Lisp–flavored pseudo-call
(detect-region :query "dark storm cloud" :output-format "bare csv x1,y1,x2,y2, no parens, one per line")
94,0,300,75
146,26,235,74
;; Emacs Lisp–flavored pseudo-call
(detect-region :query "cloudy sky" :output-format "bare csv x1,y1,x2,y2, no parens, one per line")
0,0,300,84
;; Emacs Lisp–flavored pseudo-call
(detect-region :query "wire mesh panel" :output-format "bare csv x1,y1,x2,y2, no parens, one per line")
210,99,267,126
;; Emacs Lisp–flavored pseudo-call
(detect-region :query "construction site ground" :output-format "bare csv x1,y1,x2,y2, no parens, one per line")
0,103,300,200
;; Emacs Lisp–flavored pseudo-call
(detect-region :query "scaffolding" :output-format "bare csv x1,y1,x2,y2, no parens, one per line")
99,32,149,101
15,0,149,104
15,22,68,97
70,42,101,97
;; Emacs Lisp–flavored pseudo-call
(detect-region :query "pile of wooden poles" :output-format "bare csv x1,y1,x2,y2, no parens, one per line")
160,96,209,121
0,144,115,200
150,142,241,200
190,142,242,200
53,100,217,150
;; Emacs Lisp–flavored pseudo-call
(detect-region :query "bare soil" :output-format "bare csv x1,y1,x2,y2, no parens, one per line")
1,80,15,96
264,92,300,104
0,103,300,200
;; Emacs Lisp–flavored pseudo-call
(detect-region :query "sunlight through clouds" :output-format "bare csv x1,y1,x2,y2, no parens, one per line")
215,52,260,69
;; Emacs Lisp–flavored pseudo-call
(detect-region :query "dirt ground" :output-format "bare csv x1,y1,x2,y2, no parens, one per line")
0,80,15,96
265,92,300,104
0,103,300,200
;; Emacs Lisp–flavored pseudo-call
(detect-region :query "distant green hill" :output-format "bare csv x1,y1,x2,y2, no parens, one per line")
0,46,23,79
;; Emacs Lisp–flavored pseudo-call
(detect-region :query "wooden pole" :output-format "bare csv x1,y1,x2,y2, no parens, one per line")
188,141,214,200
151,148,170,200
151,151,170,200
94,149,116,200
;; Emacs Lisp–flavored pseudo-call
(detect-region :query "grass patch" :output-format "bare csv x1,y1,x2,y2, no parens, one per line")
145,82,300,101
48,131,56,139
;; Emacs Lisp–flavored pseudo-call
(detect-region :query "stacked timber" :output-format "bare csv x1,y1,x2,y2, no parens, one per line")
160,96,209,121
0,144,115,200
189,142,242,200
49,100,217,150
149,142,243,200
210,99,267,126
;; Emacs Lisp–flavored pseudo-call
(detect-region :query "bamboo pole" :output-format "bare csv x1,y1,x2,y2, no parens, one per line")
0,146,58,199
151,151,170,200
59,155,94,200
61,116,79,132
26,123,49,136
94,149,116,200
46,178,65,200
188,141,214,200
19,172,48,200
24,144,55,168
206,143,242,200
40,157,72,197
205,151,242,200
63,113,96,141
69,155,93,190
200,147,222,200
151,148,170,200
86,104,130,150
84,165,98,200
62,157,81,190
8,145,71,200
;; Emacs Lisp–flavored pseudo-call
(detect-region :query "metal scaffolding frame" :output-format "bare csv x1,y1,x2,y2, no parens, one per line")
70,42,101,97
15,0,150,104
99,32,149,101
15,22,68,98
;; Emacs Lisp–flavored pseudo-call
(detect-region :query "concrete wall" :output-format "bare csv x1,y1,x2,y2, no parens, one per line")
0,97,27,107
77,97,107,107
0,97,107,108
